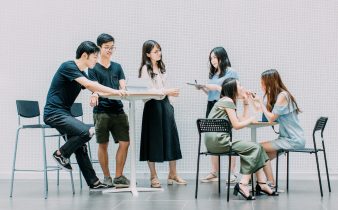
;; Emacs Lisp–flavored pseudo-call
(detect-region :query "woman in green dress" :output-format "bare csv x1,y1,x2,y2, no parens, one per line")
205,77,278,200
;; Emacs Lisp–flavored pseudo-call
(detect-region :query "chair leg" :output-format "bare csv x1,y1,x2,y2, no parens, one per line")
79,167,83,189
42,129,48,199
57,137,60,186
87,142,93,162
10,128,21,197
322,149,331,192
251,174,254,194
218,156,221,196
286,152,289,193
275,151,279,193
227,156,231,202
195,154,201,199
314,152,323,197
70,171,75,194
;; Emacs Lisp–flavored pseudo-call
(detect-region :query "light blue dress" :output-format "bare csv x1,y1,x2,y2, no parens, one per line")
207,67,239,101
270,92,306,150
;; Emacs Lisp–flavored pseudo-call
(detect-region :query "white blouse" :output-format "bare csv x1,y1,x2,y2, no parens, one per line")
139,65,167,101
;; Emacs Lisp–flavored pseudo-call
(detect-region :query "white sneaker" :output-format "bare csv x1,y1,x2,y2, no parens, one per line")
267,181,285,193
200,172,218,183
226,173,238,184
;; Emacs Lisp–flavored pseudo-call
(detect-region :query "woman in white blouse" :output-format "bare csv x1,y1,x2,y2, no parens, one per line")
138,40,187,188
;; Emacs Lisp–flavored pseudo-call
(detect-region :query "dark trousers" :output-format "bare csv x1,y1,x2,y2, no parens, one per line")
44,113,98,186
206,100,217,118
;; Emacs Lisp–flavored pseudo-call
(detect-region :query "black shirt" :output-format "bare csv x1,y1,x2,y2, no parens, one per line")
88,62,125,114
44,61,87,118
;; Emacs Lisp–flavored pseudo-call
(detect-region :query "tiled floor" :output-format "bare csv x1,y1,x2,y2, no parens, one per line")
1,179,335,210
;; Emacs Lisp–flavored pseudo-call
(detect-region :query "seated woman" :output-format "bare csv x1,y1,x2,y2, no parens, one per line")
252,69,305,189
204,77,277,200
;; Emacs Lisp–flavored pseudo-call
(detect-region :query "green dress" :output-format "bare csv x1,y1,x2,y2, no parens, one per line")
204,99,269,175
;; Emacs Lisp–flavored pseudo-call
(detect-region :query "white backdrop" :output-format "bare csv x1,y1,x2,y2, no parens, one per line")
0,0,337,180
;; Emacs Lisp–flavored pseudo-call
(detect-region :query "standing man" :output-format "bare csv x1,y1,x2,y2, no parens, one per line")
89,33,130,188
44,41,125,190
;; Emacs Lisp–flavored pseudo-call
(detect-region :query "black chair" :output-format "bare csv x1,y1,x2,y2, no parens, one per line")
195,119,254,202
10,100,75,199
69,103,99,189
275,117,331,196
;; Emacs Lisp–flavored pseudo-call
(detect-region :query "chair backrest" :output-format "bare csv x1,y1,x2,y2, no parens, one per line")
70,103,83,118
196,119,232,134
16,100,40,118
313,117,328,137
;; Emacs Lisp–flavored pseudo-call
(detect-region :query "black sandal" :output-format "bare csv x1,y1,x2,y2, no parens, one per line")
256,182,279,196
234,183,255,200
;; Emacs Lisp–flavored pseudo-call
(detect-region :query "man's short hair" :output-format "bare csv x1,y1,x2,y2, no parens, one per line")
97,33,115,47
76,41,100,59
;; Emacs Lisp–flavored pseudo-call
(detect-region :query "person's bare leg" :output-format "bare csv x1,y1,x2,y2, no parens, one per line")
148,161,157,179
230,156,236,174
261,141,277,185
115,141,129,177
98,142,110,177
211,156,219,173
238,174,251,197
256,168,273,194
168,160,177,178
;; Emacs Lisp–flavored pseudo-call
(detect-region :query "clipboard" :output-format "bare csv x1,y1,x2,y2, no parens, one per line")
186,82,205,88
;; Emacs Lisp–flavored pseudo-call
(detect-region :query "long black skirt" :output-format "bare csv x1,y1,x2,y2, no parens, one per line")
139,97,182,162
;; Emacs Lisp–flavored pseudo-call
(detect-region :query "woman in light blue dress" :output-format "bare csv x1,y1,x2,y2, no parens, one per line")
252,69,305,189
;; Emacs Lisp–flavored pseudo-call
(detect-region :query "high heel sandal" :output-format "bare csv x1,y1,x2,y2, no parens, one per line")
150,176,161,188
233,183,255,200
167,175,188,185
255,182,279,196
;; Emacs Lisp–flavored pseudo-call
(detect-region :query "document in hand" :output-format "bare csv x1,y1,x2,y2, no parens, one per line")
186,82,205,88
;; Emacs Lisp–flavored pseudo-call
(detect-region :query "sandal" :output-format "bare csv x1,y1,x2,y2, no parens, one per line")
233,183,255,200
256,182,279,196
167,175,188,185
200,172,218,183
150,176,161,188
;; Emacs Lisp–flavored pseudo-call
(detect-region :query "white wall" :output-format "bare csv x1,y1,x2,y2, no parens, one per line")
1,0,337,179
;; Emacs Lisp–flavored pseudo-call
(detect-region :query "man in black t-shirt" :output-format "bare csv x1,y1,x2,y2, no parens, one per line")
88,34,130,188
43,41,126,190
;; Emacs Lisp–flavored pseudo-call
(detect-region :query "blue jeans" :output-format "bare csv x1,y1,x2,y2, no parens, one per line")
44,113,99,186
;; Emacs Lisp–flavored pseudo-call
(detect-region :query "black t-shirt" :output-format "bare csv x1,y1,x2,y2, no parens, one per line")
44,61,87,118
88,62,125,114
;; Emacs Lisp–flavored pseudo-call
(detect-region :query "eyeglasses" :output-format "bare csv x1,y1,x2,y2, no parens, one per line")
102,46,116,51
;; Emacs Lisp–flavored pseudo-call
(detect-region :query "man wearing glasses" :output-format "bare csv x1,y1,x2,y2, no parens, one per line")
88,33,130,188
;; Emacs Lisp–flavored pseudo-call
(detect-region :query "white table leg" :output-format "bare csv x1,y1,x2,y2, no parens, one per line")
103,100,163,196
251,127,257,143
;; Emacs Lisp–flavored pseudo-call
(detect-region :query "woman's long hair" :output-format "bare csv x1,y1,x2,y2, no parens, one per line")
221,77,238,105
261,69,301,113
138,40,166,79
209,47,231,79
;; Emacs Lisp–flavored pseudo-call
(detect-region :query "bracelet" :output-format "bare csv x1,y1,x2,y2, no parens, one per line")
244,103,249,105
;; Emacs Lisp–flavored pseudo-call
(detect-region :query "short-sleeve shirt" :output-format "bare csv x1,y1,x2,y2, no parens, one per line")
88,62,125,114
44,61,87,118
207,67,239,101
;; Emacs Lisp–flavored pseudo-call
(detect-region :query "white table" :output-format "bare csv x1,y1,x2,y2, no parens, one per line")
247,121,278,143
102,91,165,196
246,121,278,186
